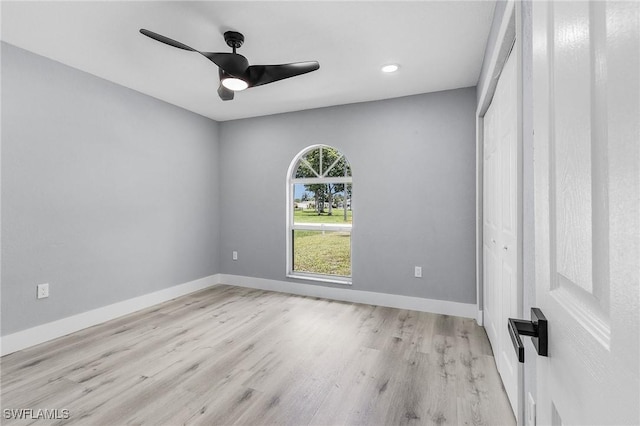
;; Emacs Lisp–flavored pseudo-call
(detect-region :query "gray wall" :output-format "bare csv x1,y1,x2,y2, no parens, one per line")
219,87,477,304
2,43,479,337
1,43,221,335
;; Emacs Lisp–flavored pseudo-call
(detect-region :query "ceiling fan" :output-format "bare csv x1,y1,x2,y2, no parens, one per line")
140,29,320,101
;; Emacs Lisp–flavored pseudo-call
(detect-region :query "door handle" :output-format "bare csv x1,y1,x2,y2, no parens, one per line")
508,308,548,363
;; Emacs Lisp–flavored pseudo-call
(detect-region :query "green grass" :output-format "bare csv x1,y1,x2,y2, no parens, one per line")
293,208,352,224
293,230,351,276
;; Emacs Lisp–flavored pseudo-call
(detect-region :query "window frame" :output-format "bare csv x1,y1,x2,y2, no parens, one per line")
286,144,353,285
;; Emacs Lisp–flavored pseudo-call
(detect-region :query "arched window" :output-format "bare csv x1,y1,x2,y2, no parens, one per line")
286,145,352,284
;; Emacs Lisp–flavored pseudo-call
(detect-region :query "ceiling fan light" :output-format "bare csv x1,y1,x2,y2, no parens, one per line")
222,77,249,91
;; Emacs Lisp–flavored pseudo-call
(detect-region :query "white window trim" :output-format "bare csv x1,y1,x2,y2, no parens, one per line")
291,223,351,232
292,177,352,185
286,144,353,285
285,271,352,285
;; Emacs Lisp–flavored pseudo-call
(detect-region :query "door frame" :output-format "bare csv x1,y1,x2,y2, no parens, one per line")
475,0,524,423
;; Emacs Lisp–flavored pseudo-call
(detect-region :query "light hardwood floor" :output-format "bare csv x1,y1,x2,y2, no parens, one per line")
1,285,515,425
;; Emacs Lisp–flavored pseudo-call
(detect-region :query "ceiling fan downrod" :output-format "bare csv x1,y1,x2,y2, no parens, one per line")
224,31,244,54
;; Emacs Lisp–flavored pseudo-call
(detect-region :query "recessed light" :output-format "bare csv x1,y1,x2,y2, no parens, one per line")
381,64,399,73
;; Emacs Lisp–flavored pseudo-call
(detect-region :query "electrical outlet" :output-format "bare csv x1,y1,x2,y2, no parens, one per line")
232,251,238,261
37,283,49,299
527,392,536,426
414,266,422,278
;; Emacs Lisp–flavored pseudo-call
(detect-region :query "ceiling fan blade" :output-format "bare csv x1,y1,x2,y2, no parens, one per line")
139,29,198,52
217,84,234,101
246,61,320,87
201,52,249,77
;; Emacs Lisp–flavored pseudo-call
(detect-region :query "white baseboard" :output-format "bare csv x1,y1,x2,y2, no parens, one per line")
219,274,477,319
1,274,479,356
0,274,221,356
477,310,484,326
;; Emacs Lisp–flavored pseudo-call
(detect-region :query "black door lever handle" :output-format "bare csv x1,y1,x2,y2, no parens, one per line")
508,308,548,363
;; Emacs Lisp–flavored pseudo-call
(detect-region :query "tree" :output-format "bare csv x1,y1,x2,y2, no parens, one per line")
324,154,350,217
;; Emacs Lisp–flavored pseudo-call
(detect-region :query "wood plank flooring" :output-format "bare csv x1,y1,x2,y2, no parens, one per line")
1,285,515,425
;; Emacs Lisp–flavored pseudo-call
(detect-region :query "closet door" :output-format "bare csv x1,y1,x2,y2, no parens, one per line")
483,47,520,417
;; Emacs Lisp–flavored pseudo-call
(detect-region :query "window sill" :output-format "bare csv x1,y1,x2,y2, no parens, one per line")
287,273,352,286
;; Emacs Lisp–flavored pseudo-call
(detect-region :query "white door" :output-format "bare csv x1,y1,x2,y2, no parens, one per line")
483,47,521,417
533,1,639,424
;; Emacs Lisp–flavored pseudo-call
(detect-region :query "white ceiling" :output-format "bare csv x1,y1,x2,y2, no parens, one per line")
1,1,495,122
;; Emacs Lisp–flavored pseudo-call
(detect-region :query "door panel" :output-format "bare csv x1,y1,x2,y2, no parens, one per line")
553,1,596,296
500,260,517,396
484,94,499,353
484,244,499,345
533,1,639,424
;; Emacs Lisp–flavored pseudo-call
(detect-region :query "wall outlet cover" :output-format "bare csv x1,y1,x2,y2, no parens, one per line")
414,266,422,278
37,283,50,299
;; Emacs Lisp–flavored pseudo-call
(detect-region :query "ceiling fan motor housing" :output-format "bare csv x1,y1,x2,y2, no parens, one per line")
224,31,244,49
